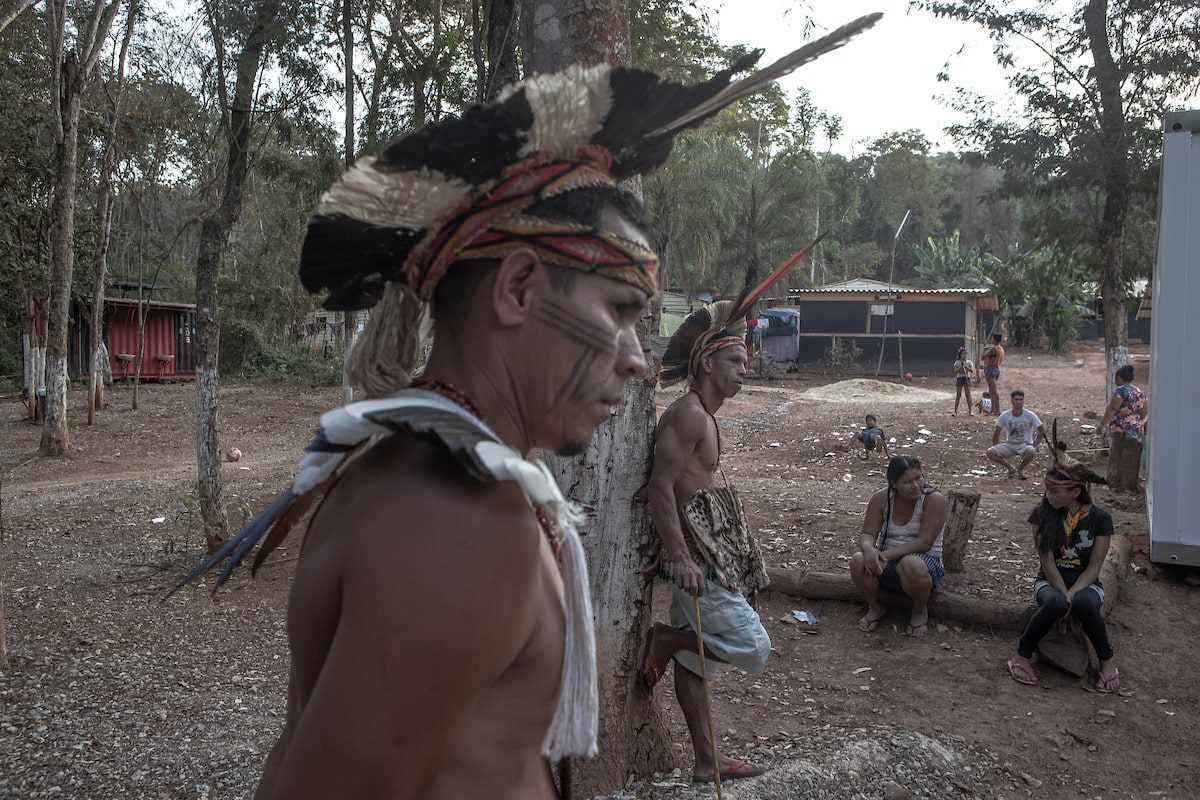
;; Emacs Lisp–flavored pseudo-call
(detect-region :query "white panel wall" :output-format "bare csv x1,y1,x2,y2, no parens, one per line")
1149,110,1200,566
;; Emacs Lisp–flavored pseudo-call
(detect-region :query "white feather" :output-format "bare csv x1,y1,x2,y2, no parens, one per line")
511,63,614,158
647,13,883,139
318,156,472,229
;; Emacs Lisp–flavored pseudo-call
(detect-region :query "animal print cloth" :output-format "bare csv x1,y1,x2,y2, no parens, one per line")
659,486,768,596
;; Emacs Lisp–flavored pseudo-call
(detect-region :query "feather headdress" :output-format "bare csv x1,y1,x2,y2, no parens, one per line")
1050,418,1107,485
661,231,830,386
302,13,882,315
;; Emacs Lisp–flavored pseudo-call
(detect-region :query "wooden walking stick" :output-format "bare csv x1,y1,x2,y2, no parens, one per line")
692,595,724,800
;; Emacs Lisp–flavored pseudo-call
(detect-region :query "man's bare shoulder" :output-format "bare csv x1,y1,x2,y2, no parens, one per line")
657,393,708,440
307,432,542,583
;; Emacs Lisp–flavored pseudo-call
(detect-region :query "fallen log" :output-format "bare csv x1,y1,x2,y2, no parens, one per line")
1036,533,1132,677
765,568,1033,632
942,489,980,572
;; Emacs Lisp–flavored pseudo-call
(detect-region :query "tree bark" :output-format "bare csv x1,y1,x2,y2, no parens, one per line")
942,489,980,572
486,0,519,97
1106,435,1141,492
88,0,137,426
521,0,670,791
765,568,1034,632
1036,533,1132,676
521,0,630,74
194,0,282,551
41,0,123,455
0,0,36,35
1083,0,1131,402
341,0,356,406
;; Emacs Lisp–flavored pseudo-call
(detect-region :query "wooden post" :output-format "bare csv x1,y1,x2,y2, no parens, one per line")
1106,435,1141,492
942,489,981,572
765,568,1034,632
1036,533,1132,676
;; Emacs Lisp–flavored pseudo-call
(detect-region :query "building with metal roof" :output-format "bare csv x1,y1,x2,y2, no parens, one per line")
764,278,1000,375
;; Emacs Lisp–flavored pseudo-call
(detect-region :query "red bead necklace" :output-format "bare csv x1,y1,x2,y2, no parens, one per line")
413,376,562,558
412,377,486,422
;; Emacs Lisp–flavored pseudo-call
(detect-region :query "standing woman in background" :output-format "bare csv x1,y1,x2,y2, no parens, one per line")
952,346,975,416
981,333,1005,416
1100,364,1148,492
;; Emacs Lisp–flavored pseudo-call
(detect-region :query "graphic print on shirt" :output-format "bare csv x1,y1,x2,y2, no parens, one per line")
1057,525,1094,570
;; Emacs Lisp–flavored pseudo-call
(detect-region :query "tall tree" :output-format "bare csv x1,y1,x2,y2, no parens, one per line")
40,0,122,456
520,0,671,792
340,0,356,405
916,0,1200,396
193,0,282,550
87,0,137,426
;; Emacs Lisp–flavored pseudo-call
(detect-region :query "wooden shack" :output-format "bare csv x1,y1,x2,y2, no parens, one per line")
768,278,999,375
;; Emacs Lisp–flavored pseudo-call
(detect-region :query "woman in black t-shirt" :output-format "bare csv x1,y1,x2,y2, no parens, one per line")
1007,466,1119,692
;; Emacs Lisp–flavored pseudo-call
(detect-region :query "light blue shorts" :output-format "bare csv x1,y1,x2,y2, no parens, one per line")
670,578,771,679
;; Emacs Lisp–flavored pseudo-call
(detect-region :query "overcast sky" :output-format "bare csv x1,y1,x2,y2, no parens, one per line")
709,0,1198,156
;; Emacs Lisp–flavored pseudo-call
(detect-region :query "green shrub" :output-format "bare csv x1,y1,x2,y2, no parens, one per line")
823,336,863,373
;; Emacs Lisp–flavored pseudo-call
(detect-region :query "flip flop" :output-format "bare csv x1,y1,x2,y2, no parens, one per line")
1007,659,1038,686
1084,667,1120,694
638,628,666,693
858,613,884,632
905,622,929,638
693,759,765,783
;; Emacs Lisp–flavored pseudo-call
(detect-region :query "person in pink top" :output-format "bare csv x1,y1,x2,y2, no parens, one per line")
850,455,948,637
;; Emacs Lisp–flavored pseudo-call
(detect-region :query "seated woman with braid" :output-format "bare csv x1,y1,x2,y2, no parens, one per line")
850,455,947,637
1008,466,1119,691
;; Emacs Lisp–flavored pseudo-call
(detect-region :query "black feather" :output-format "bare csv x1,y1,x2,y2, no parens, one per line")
163,489,297,599
300,215,423,311
660,307,714,387
600,54,763,179
379,91,534,184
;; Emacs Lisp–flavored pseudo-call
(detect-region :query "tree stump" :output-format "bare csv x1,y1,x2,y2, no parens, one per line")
1036,533,1133,676
1106,435,1142,492
942,489,980,572
765,568,1033,632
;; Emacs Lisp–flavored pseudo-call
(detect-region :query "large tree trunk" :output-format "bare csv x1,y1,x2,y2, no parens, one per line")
521,2,671,792
341,0,356,406
41,57,82,456
194,0,282,551
486,0,519,96
41,0,123,455
1084,0,1131,402
88,0,137,426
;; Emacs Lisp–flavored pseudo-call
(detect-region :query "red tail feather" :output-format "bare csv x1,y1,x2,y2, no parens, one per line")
726,229,831,325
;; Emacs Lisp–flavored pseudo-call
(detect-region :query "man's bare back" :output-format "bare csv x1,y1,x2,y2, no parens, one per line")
255,433,564,800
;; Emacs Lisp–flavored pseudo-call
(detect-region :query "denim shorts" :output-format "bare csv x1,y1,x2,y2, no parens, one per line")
984,366,1001,380
880,553,945,591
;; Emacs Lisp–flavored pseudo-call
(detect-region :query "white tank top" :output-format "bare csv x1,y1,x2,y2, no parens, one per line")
879,490,944,558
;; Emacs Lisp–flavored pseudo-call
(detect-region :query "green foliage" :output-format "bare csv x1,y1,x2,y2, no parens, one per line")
994,248,1088,352
915,0,1200,290
823,336,863,374
221,315,342,385
911,230,998,288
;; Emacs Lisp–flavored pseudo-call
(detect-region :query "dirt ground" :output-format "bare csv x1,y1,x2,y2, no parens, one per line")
0,345,1196,799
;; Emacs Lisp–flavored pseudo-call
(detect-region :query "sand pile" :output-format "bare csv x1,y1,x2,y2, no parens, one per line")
800,378,952,404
